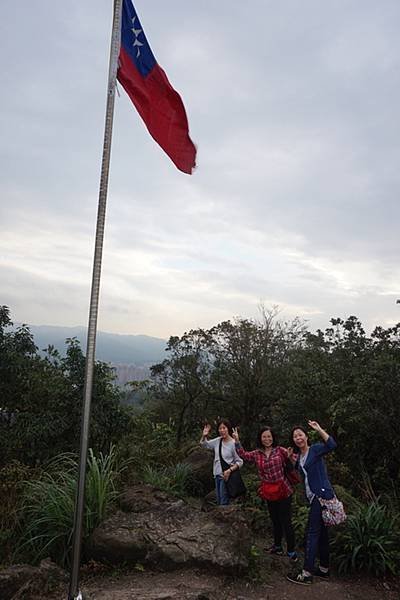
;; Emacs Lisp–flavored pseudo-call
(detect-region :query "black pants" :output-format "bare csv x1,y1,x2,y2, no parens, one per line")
267,495,295,553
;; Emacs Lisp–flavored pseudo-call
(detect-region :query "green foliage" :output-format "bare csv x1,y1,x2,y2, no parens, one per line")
17,446,126,567
247,544,263,583
141,463,193,497
291,498,309,542
118,414,185,485
0,461,34,564
0,306,131,466
332,501,400,576
240,471,271,532
333,484,363,514
0,461,32,527
85,447,127,529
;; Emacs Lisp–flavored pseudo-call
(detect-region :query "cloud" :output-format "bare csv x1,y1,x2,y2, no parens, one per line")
1,0,399,338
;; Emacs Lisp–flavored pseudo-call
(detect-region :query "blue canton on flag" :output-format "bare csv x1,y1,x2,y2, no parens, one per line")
121,1,156,77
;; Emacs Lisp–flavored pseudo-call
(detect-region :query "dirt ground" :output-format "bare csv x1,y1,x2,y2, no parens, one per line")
49,560,400,600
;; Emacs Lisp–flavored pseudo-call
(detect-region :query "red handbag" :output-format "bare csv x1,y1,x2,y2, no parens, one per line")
258,480,287,501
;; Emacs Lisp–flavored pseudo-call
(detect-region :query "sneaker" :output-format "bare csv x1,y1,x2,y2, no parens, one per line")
314,567,329,578
287,551,298,562
266,545,284,555
286,572,313,585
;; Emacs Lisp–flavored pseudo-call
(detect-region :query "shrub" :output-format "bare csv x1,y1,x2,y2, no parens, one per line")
333,484,362,513
332,501,400,575
241,471,271,532
0,461,34,564
291,503,309,544
141,463,192,497
17,446,126,567
118,415,184,483
0,461,32,523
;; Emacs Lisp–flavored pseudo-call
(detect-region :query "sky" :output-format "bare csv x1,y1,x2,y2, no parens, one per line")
1,1,400,339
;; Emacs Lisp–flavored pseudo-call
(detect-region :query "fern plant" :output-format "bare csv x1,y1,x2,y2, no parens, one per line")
332,501,400,575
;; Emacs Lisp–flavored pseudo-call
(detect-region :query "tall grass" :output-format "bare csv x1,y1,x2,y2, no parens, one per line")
17,445,126,567
85,448,121,531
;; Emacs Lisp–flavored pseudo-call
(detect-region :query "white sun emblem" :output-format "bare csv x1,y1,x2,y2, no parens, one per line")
131,16,144,58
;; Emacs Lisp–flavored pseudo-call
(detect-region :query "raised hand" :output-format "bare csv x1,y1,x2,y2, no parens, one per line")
307,419,329,442
307,420,322,432
202,423,211,437
232,427,240,443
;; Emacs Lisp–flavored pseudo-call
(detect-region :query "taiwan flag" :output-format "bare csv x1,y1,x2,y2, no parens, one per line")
117,0,197,174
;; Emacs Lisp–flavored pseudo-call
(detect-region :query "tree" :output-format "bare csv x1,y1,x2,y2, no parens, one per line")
150,330,213,445
149,311,307,446
0,306,130,465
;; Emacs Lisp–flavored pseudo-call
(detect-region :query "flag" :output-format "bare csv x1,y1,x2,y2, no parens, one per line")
117,0,197,174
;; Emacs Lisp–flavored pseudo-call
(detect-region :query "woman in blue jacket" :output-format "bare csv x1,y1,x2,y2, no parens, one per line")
287,420,337,586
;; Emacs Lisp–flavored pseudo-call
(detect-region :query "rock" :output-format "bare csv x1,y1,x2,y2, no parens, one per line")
0,559,67,600
38,558,68,588
0,565,37,600
88,484,251,573
120,484,171,512
201,489,217,511
181,448,215,496
120,483,169,512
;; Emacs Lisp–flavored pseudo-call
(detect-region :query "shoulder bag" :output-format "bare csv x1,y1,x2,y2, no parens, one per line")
318,495,347,526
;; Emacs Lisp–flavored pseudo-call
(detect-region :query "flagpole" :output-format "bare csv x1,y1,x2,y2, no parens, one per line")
67,1,122,598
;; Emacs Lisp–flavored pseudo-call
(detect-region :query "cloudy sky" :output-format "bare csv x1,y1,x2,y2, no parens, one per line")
1,1,399,339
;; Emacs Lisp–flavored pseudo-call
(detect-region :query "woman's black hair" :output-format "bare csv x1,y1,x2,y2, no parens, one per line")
256,426,277,449
290,425,309,450
216,418,233,436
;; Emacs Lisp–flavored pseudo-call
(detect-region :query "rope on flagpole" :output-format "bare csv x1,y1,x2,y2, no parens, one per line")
67,1,123,598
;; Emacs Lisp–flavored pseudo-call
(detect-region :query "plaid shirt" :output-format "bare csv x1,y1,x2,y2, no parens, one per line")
236,444,294,497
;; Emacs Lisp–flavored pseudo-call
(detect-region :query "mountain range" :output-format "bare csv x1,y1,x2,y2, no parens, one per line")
21,324,167,366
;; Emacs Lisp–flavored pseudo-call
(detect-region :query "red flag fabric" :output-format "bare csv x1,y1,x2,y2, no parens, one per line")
118,0,197,174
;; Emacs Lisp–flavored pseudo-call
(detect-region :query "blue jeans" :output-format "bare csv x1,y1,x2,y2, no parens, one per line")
304,496,329,573
215,475,230,505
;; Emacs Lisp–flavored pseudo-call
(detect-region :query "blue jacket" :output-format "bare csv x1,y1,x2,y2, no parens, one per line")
296,436,337,500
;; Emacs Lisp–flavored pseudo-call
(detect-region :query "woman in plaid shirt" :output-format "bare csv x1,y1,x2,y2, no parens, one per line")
233,426,298,560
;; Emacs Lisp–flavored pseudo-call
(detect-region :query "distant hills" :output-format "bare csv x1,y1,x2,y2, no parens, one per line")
19,324,168,384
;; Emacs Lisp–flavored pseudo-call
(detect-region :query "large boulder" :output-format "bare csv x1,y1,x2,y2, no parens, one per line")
181,448,214,496
88,484,251,572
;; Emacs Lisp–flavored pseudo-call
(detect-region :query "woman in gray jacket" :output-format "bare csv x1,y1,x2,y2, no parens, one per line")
200,419,243,505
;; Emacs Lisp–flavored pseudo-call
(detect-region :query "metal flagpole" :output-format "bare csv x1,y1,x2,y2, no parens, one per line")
68,1,122,598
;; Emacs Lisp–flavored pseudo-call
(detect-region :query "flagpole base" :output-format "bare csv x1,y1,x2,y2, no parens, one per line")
68,591,84,600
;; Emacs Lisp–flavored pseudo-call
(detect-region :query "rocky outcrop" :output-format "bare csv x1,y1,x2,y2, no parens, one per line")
0,559,67,600
88,484,251,572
